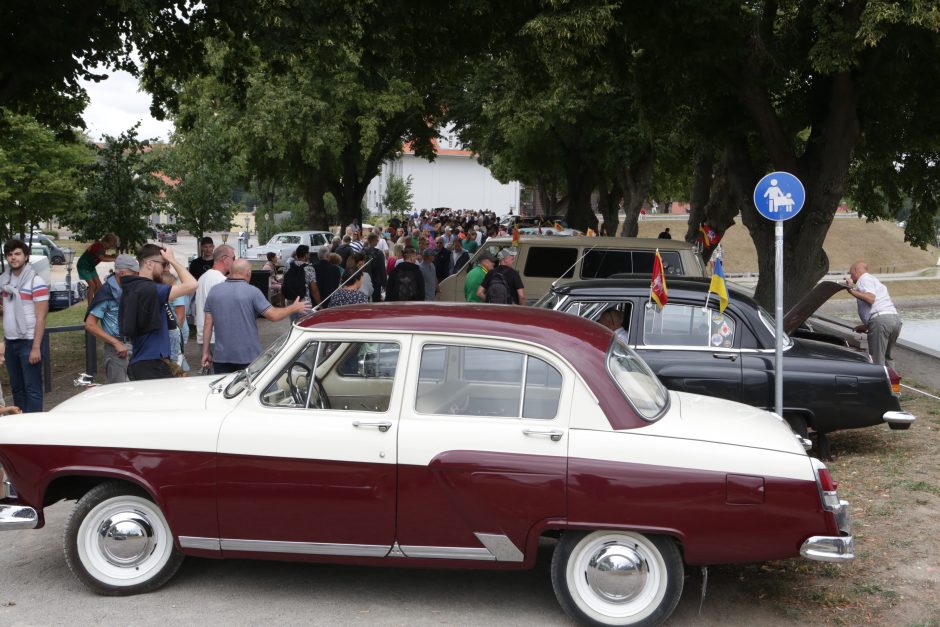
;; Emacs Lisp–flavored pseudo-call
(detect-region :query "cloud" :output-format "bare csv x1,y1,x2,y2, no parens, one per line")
79,68,174,142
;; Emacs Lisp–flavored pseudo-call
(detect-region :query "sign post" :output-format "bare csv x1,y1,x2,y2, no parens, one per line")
753,171,805,418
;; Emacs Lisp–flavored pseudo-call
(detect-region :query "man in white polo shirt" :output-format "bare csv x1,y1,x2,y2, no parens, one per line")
845,260,902,368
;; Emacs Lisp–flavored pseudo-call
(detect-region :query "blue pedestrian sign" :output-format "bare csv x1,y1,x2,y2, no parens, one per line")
753,171,805,221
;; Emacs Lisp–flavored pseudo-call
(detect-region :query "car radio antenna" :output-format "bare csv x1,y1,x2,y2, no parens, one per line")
310,256,373,313
551,244,599,289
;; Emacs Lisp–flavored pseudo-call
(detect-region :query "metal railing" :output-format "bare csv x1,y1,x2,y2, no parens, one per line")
40,325,97,393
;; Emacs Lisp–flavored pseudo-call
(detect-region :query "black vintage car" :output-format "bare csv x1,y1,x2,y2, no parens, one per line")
537,277,914,453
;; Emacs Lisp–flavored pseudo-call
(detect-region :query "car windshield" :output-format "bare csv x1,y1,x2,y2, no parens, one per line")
607,331,669,421
757,307,793,348
224,332,290,398
534,292,560,309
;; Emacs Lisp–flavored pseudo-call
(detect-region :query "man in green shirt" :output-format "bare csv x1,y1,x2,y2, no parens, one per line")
464,250,496,302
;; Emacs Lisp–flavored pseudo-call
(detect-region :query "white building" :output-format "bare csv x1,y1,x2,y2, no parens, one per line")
365,129,520,217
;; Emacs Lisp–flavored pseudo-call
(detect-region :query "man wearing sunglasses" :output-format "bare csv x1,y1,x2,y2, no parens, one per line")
119,244,198,380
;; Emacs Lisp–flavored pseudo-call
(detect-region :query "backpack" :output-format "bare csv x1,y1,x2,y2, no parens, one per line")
282,262,308,302
395,268,419,301
485,268,513,304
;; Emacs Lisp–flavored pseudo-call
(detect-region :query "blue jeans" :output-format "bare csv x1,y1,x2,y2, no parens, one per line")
4,339,43,413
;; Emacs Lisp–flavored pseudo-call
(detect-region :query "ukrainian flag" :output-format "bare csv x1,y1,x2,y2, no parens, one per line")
709,257,729,313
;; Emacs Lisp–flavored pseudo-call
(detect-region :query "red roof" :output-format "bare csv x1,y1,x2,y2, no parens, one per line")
298,302,642,428
401,138,473,157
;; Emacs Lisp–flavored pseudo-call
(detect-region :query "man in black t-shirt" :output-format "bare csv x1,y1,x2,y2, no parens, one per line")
188,237,215,279
477,247,525,304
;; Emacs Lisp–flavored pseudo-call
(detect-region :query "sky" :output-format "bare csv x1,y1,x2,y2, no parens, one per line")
79,67,174,142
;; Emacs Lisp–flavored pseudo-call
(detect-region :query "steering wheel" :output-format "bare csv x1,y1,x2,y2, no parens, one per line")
288,364,311,406
312,379,331,409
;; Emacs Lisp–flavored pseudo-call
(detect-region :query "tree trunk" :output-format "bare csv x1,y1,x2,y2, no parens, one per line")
563,155,596,232
685,148,715,242
596,177,623,235
616,148,654,238
303,170,329,230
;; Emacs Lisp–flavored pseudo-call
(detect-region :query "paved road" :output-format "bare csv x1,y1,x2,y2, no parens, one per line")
0,501,794,627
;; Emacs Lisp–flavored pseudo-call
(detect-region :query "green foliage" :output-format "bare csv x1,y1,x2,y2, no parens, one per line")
157,117,240,240
383,175,414,218
60,125,161,253
0,109,93,243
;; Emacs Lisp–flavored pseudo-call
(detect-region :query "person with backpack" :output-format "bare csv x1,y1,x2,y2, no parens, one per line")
385,247,425,302
477,247,525,305
362,233,387,302
281,245,320,321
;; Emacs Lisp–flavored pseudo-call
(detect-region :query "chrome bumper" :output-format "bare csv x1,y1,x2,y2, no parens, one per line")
800,534,855,562
0,504,39,530
883,410,916,425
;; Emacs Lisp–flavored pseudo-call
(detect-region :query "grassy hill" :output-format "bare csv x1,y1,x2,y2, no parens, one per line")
636,215,940,275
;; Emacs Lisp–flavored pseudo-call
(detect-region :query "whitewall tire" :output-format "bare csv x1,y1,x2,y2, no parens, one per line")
551,530,683,626
64,481,184,595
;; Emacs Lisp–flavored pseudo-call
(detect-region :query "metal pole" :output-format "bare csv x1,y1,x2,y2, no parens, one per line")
774,221,784,417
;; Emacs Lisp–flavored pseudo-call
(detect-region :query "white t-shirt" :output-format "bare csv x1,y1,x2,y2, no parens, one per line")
856,273,898,323
1,272,49,340
195,268,226,344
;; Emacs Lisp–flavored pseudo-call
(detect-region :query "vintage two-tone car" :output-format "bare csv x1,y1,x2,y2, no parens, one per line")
0,304,852,626
537,277,915,455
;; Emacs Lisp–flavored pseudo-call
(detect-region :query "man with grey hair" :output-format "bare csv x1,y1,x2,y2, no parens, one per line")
313,244,341,308
195,244,234,352
84,254,139,383
845,260,902,368
202,259,310,374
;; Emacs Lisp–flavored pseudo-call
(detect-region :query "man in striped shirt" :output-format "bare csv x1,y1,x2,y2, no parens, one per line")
1,239,49,412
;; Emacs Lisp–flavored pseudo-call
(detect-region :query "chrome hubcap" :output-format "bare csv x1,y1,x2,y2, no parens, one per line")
585,543,649,603
97,512,155,566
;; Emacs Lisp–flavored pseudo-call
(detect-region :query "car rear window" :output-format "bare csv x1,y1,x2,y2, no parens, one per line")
607,333,669,421
523,247,577,278
581,250,684,278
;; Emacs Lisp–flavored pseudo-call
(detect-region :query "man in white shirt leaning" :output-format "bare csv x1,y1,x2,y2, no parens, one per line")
845,260,902,369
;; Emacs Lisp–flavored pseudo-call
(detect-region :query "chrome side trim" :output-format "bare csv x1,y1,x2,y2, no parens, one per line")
0,504,38,530
474,533,524,562
179,536,221,552
398,545,495,561
220,538,390,557
387,541,406,558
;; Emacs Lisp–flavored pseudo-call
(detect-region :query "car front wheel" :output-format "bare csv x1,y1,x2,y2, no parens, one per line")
64,481,184,595
551,530,683,626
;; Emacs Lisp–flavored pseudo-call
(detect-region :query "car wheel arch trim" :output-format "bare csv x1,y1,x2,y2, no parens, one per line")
44,467,163,512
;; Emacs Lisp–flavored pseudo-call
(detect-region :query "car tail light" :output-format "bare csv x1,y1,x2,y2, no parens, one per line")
811,458,842,512
885,366,901,395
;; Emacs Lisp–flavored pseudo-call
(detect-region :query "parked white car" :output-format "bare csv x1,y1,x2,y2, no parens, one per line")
245,231,334,261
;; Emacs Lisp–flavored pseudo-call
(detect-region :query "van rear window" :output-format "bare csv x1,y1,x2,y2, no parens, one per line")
523,247,578,278
582,250,683,278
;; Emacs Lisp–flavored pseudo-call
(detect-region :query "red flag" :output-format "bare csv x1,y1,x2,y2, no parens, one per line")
512,225,520,246
650,249,668,309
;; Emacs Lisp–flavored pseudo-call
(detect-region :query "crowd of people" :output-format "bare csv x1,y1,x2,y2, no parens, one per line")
1,206,904,412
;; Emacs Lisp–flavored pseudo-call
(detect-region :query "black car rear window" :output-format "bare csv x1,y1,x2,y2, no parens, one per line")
524,247,578,278
581,250,684,278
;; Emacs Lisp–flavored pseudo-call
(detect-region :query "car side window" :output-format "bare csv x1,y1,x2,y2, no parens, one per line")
643,304,736,348
523,246,577,278
562,301,633,334
261,341,325,408
415,344,562,419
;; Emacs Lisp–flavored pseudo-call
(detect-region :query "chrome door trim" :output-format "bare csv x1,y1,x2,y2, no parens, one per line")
220,538,391,557
398,545,495,560
474,533,524,562
179,536,222,552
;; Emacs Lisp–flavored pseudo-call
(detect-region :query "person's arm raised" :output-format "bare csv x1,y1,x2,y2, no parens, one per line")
162,248,198,299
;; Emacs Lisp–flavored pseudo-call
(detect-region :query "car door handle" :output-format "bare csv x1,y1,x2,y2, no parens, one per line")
522,429,564,442
352,421,392,432
712,353,737,361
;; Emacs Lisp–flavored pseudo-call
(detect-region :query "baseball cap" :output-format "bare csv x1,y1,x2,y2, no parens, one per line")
498,247,518,260
114,254,140,272
422,248,436,257
478,250,496,263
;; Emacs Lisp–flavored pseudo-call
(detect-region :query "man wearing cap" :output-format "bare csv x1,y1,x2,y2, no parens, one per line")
464,250,496,302
84,255,139,383
420,247,439,300
477,247,525,304
386,247,425,302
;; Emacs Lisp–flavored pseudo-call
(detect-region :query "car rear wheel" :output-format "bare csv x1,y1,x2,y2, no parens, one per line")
551,530,683,626
64,481,184,595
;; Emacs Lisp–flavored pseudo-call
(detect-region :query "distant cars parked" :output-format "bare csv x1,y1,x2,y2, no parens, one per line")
537,277,915,454
245,230,334,261
154,224,178,244
16,233,66,265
